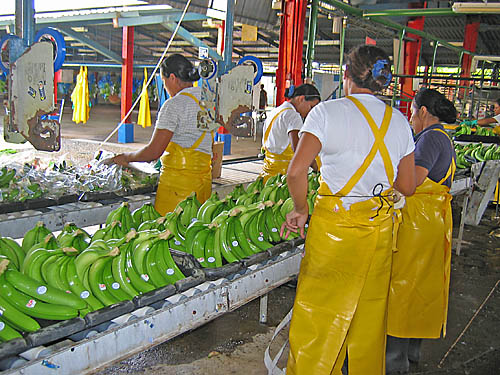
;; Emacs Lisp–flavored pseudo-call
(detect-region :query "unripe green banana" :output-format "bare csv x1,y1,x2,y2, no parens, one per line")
66,260,103,311
22,222,52,254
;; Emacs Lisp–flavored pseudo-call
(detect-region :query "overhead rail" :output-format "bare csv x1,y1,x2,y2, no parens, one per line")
319,0,477,58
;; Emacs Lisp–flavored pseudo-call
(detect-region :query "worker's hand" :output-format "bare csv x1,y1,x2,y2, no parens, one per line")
102,154,130,167
280,207,309,239
493,126,500,136
462,120,477,127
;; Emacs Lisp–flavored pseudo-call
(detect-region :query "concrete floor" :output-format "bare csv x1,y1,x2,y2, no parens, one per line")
57,103,262,159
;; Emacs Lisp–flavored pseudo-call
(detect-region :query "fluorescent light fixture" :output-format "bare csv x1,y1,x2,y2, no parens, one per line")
452,2,500,14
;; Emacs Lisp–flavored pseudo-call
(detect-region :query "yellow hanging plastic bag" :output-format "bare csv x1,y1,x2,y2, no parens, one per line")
137,67,151,128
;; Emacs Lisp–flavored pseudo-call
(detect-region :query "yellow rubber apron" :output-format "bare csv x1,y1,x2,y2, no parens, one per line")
260,108,294,183
154,92,212,216
387,128,455,339
287,97,397,375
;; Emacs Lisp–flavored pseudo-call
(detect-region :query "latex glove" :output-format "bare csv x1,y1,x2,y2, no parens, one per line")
493,125,500,136
462,120,477,126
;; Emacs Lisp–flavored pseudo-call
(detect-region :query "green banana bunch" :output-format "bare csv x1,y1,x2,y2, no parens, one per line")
57,222,90,240
197,196,227,224
0,317,23,341
132,203,161,225
74,241,115,284
5,264,87,310
0,237,24,270
246,177,264,194
0,260,79,320
144,231,185,287
265,173,282,187
137,216,167,231
0,293,41,333
21,221,52,254
92,221,125,242
0,167,16,188
88,249,122,306
162,209,186,250
229,184,245,200
176,193,202,232
58,229,90,252
24,233,59,261
106,202,137,232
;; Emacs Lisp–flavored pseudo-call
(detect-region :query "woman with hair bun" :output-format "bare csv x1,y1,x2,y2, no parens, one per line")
386,88,457,374
260,83,321,183
282,45,416,374
107,54,212,215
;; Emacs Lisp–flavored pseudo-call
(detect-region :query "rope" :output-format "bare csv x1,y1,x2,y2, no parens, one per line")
95,0,193,152
438,279,499,368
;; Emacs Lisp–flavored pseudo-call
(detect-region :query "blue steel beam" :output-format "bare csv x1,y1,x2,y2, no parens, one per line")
224,0,235,67
162,22,222,61
58,27,122,63
117,12,207,27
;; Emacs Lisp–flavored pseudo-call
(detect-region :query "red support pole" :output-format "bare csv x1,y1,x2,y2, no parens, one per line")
460,16,480,96
400,14,425,118
121,26,134,124
276,0,307,106
53,69,61,105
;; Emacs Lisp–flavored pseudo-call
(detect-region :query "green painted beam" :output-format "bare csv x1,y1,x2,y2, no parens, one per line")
117,12,207,27
363,8,454,17
306,0,319,78
162,22,222,61
319,0,475,57
58,27,122,64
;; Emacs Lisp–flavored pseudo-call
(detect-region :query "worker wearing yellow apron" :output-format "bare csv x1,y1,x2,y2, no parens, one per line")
107,54,212,215
155,91,213,215
281,46,416,375
387,89,457,374
260,84,321,183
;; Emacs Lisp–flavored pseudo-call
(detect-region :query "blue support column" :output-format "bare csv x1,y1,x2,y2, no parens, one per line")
223,0,235,69
22,0,35,46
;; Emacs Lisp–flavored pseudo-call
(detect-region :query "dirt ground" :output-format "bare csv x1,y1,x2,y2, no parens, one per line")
95,201,500,375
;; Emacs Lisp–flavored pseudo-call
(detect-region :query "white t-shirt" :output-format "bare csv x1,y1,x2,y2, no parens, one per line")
155,86,212,156
262,101,303,154
301,94,415,209
493,113,500,123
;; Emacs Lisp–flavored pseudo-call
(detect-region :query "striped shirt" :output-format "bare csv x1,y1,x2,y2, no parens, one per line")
155,86,212,155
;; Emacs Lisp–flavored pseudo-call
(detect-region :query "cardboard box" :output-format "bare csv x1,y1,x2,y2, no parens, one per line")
212,141,224,179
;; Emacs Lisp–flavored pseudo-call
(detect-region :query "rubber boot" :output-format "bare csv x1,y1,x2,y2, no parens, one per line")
408,338,422,364
386,336,409,374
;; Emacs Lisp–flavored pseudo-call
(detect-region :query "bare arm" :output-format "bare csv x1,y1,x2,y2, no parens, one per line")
281,133,321,238
112,129,173,166
393,152,416,196
477,117,499,126
288,130,300,152
415,165,429,187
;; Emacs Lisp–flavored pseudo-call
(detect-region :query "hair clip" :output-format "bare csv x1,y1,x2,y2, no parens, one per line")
372,59,392,86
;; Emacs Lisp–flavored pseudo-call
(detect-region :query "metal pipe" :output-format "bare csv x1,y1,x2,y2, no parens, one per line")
15,0,22,36
392,29,405,107
319,0,475,57
223,0,235,69
363,8,454,17
63,62,156,69
305,0,319,78
430,41,439,86
453,51,464,104
338,17,346,98
22,0,35,45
